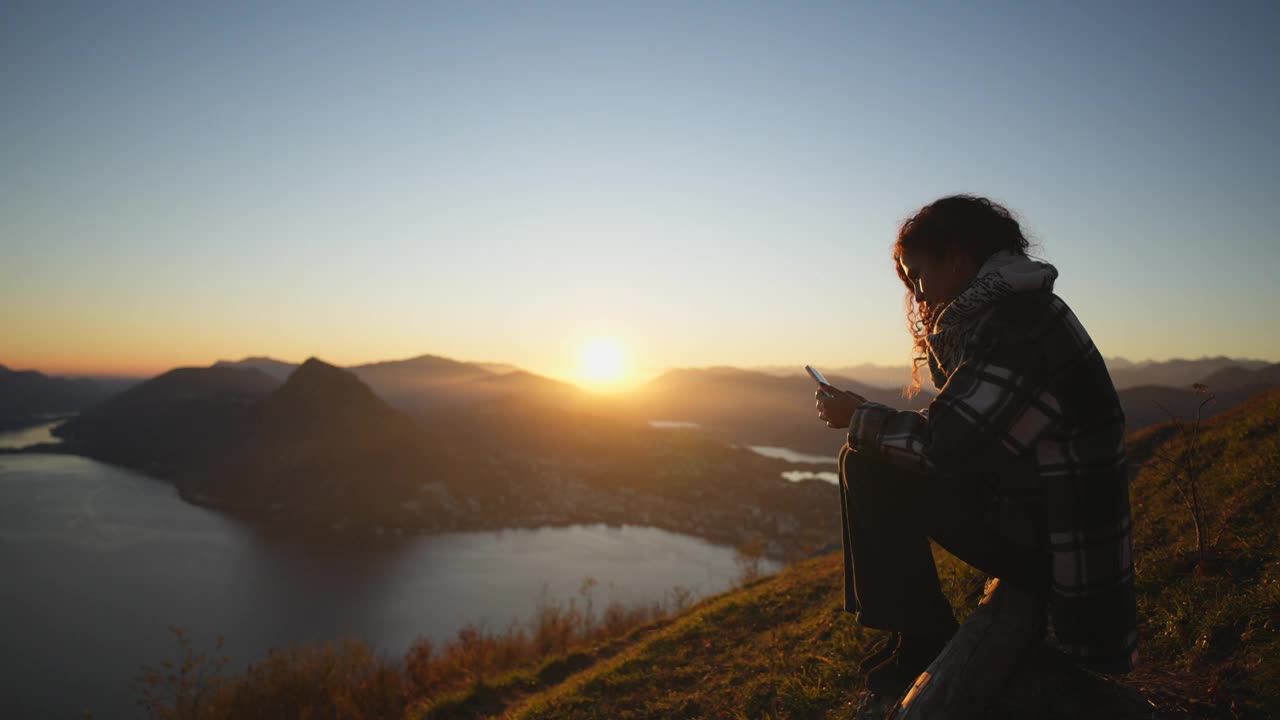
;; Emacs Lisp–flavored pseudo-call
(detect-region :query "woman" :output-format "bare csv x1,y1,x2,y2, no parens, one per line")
814,195,1137,697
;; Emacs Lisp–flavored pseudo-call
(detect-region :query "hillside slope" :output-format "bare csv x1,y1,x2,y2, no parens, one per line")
53,366,279,477
410,387,1280,719
0,363,137,430
188,358,466,529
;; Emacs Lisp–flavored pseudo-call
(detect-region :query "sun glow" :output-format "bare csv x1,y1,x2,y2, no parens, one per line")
579,337,626,388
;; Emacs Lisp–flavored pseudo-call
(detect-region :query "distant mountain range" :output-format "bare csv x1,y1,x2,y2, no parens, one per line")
214,354,589,415
0,365,138,431
9,351,1276,558
7,353,1278,460
44,358,840,556
1105,356,1275,391
55,359,474,530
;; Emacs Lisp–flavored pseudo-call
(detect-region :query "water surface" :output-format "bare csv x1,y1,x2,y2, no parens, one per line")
0,454,775,718
748,445,837,465
0,420,63,449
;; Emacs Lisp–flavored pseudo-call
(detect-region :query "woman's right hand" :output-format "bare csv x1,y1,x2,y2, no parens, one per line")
815,386,867,429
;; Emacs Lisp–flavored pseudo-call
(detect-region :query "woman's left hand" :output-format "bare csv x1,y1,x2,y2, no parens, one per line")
815,386,867,429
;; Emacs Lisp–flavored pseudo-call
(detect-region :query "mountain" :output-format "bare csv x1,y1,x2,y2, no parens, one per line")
217,353,587,416
0,364,137,430
1106,355,1272,390
627,367,931,456
463,369,585,403
187,358,465,529
1195,362,1280,392
350,355,588,415
350,353,495,389
54,358,472,530
213,356,298,381
473,362,522,375
53,366,280,476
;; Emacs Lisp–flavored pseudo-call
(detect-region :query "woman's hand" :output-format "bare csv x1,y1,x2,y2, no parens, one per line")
815,385,867,429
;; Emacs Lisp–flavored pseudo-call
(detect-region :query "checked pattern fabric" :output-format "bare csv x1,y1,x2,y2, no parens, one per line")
847,290,1138,674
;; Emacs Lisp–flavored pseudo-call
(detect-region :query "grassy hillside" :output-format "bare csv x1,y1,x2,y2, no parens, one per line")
420,387,1280,719
1125,386,1280,716
135,387,1280,719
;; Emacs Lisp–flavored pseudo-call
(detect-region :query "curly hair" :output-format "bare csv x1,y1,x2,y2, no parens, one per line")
893,195,1033,398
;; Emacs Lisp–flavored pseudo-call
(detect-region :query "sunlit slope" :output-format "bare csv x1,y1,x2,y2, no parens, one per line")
410,386,1280,720
408,553,885,720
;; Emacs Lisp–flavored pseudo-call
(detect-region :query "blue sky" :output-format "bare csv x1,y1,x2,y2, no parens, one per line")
3,1,1277,385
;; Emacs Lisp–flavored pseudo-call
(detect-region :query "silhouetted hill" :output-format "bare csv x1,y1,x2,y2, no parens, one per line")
473,362,522,375
53,366,279,476
185,358,465,529
0,364,136,430
1106,355,1271,390
350,353,494,390
216,353,586,416
1117,382,1275,433
213,356,298,381
352,356,588,415
1195,362,1280,392
627,367,930,456
466,369,585,402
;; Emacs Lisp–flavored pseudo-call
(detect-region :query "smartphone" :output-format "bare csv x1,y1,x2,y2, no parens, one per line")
805,365,835,397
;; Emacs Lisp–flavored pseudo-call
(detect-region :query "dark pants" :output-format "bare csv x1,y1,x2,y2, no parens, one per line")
838,444,1047,634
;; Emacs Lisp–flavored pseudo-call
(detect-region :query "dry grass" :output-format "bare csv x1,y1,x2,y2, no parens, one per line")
132,581,697,720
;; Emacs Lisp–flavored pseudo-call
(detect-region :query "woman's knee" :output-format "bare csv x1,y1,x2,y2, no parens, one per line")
839,445,894,492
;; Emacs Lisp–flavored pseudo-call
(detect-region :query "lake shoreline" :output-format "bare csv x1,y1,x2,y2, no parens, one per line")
1,446,834,562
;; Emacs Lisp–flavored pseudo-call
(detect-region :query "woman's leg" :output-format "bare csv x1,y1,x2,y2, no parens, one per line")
838,444,959,633
838,444,1046,633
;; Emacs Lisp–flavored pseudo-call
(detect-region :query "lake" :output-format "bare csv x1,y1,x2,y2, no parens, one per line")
0,419,62,449
0,450,779,719
645,420,840,484
747,445,837,465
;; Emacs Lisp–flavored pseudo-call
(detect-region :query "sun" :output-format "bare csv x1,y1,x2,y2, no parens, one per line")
579,337,626,387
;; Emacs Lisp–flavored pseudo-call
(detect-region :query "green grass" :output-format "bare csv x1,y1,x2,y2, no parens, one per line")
1125,387,1280,716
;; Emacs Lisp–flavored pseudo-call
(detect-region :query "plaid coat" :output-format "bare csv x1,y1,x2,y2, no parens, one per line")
846,289,1138,674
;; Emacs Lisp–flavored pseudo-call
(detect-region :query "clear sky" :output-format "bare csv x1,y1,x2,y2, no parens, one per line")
4,1,1278,387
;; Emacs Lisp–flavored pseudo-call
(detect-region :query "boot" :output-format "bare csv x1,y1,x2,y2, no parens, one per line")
865,626,955,696
858,632,901,673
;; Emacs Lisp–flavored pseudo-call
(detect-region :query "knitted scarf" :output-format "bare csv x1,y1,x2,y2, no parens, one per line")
925,250,1059,389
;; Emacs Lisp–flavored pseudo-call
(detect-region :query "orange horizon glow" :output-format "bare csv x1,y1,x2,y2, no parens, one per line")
1,348,668,389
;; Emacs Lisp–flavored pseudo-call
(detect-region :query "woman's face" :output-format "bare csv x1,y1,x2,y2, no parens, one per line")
898,248,978,309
